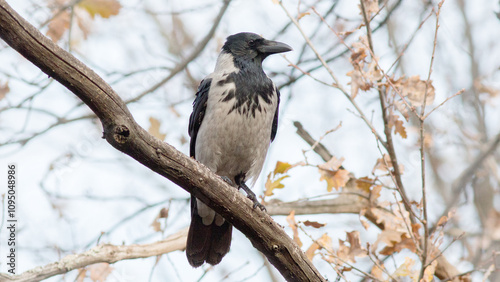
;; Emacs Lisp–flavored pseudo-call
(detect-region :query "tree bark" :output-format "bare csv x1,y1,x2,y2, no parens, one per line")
0,1,325,281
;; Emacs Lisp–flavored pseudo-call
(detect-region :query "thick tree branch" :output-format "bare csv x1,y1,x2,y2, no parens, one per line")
0,1,325,281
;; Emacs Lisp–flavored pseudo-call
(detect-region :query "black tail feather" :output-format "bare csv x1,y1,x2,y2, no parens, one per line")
186,196,232,267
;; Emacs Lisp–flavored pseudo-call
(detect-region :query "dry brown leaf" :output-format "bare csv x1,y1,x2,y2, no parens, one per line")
394,75,435,106
274,161,293,175
369,185,382,203
371,263,386,280
319,157,350,191
392,257,417,280
319,169,350,192
379,235,416,255
411,223,421,241
394,118,407,139
346,69,371,99
297,12,310,20
437,209,455,228
366,59,383,82
150,207,168,232
286,210,302,247
394,99,409,121
359,0,379,16
319,156,344,171
89,263,113,281
422,260,438,282
150,217,161,232
350,40,367,64
0,80,9,101
317,233,333,251
355,176,373,193
264,174,289,196
305,241,320,261
374,230,416,256
148,117,166,140
303,220,326,228
436,215,448,228
265,161,296,196
372,154,392,173
47,10,70,42
359,210,371,230
337,231,367,263
159,207,169,218
78,0,121,19
388,115,407,139
373,230,403,250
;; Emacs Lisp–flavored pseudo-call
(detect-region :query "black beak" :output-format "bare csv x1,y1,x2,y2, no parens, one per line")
257,39,293,55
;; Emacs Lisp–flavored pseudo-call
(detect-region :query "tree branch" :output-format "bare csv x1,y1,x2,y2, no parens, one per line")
0,229,188,282
0,1,325,281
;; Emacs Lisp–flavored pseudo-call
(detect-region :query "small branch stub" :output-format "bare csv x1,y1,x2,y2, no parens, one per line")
113,124,130,144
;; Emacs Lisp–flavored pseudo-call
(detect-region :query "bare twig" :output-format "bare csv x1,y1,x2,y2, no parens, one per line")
359,0,414,225
280,1,387,148
293,121,333,162
423,88,464,120
418,2,445,279
125,0,231,104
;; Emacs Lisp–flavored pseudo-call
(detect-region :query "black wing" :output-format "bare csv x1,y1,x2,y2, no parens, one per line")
189,78,212,158
270,86,280,142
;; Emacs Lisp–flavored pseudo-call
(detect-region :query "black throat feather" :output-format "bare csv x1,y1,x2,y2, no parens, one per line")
218,56,275,118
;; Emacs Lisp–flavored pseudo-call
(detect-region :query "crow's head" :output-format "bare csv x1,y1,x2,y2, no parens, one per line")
222,32,292,65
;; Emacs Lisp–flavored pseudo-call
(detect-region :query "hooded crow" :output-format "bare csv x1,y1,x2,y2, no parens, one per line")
186,32,292,267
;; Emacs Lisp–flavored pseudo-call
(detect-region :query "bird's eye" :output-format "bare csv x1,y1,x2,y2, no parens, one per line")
248,40,256,47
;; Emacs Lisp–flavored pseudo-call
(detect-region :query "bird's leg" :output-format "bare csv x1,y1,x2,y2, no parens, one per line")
239,182,266,211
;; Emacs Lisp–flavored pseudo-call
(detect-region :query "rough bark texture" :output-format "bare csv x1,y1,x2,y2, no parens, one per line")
0,1,325,281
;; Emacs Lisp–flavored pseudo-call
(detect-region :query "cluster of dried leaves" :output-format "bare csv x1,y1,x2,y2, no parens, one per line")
263,0,474,279
47,0,121,42
266,153,462,281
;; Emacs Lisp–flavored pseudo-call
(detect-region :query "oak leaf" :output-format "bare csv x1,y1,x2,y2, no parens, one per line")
422,260,438,282
274,161,293,175
47,10,70,42
392,257,417,280
303,220,326,228
393,75,435,106
89,263,114,281
0,80,9,101
286,210,302,247
346,69,371,99
337,231,367,263
355,176,374,193
319,169,350,192
264,175,289,196
319,157,350,191
305,241,320,261
78,0,121,19
148,117,166,140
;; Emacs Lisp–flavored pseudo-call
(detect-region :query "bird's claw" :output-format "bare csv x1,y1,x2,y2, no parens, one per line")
247,194,266,211
220,176,234,186
239,182,266,212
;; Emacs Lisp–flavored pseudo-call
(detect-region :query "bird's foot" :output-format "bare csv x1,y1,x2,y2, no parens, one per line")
220,176,234,186
239,183,266,211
